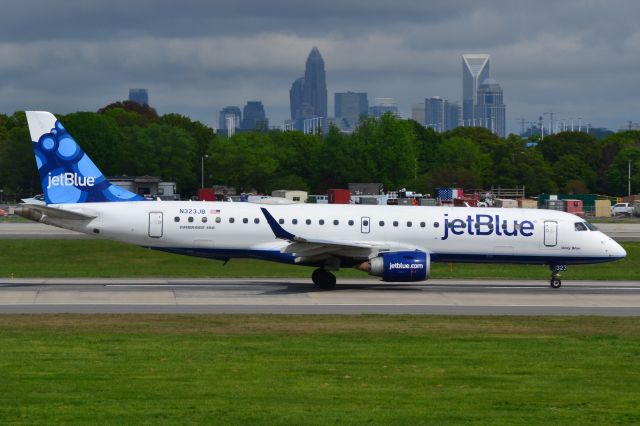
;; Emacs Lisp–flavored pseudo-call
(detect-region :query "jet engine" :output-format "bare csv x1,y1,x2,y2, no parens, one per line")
358,251,430,282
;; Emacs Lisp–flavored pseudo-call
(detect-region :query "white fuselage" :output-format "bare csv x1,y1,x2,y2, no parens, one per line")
44,201,626,267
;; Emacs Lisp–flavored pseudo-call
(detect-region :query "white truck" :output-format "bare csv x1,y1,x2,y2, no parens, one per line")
611,202,634,216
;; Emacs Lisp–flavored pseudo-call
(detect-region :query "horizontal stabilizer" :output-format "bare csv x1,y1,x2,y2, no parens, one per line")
14,204,97,221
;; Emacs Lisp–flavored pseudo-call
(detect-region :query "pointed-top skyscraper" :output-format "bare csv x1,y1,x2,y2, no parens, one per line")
462,54,490,126
302,47,327,118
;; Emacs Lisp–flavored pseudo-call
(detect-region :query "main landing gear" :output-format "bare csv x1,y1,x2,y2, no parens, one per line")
549,264,567,289
312,268,337,290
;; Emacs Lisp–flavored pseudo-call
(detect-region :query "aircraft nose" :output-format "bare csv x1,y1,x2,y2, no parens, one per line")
608,239,626,259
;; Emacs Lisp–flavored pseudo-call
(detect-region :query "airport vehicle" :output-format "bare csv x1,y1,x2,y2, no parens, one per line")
16,111,626,289
611,203,634,216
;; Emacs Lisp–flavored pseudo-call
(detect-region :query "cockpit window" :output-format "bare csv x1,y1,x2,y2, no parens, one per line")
574,222,588,231
584,221,598,231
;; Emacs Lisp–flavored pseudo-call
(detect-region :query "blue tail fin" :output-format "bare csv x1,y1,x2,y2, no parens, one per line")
26,111,145,204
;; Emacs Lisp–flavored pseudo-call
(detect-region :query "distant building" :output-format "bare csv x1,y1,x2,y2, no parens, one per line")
129,88,149,106
303,47,328,119
289,77,305,120
369,98,400,118
425,97,445,132
411,102,426,125
108,175,178,200
462,54,490,126
335,92,368,130
476,78,506,137
218,106,241,136
425,97,461,132
241,101,268,131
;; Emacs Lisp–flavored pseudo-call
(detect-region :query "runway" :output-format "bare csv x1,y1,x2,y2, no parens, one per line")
1,278,640,315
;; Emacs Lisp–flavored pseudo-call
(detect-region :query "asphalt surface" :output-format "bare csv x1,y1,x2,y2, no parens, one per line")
1,278,640,315
1,221,639,241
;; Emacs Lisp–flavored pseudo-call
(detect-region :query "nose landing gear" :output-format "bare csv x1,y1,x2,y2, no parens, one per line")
549,264,567,288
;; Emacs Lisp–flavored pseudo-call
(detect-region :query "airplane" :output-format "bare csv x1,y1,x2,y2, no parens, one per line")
14,111,626,290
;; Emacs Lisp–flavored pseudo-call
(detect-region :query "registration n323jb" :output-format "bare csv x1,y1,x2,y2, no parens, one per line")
15,111,626,289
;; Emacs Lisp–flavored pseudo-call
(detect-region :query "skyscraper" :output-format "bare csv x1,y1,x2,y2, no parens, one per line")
218,106,241,134
241,101,268,131
302,47,327,119
288,47,328,131
425,97,461,132
476,78,506,137
289,77,305,120
462,54,490,126
129,88,149,106
425,97,445,132
335,92,368,129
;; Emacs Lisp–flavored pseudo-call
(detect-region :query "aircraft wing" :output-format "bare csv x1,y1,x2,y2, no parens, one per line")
260,207,420,263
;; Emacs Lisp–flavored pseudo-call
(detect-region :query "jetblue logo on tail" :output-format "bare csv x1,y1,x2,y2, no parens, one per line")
47,172,96,189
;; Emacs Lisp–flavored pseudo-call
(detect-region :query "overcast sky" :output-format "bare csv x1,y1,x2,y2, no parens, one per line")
1,0,638,133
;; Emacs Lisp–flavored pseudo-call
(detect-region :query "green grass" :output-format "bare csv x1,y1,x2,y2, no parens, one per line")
0,315,639,424
0,239,638,280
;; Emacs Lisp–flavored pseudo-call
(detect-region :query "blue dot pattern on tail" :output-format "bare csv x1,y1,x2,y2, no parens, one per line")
34,120,145,204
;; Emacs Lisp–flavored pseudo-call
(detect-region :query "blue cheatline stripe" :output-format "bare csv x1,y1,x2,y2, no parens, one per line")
144,247,622,267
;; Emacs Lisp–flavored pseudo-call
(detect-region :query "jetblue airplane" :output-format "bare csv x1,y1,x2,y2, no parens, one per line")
15,111,626,289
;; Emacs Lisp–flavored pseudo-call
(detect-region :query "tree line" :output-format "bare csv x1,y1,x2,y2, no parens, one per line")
0,103,638,200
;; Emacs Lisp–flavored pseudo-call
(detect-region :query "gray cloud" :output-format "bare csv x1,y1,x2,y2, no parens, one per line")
1,0,638,132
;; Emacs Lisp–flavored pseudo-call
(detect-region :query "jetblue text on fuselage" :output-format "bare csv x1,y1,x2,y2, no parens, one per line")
441,213,535,241
47,172,95,189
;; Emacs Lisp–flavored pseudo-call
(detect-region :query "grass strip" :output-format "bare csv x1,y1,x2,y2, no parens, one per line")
0,240,638,280
0,314,639,424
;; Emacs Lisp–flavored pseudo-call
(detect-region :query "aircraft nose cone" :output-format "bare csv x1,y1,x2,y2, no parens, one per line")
609,240,626,259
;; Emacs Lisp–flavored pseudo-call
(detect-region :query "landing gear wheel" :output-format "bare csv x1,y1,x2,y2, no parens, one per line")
312,268,337,290
548,265,564,289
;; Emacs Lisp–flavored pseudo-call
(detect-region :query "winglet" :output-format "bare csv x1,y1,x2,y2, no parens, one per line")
260,207,296,240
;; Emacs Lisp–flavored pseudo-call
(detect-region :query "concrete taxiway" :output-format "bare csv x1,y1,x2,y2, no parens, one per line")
1,278,639,315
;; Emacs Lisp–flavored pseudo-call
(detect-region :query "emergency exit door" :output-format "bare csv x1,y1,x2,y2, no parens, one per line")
544,221,557,247
148,212,163,238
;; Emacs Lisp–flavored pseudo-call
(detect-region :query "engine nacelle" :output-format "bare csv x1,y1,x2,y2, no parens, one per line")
366,251,430,282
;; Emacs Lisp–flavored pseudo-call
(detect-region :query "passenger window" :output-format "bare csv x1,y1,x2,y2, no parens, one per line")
333,220,339,225
348,220,354,226
292,219,298,225
243,218,248,224
363,220,369,226
379,220,385,226
174,216,180,222
575,222,587,231
188,217,194,223
215,217,221,223
406,221,412,227
254,218,260,224
433,222,439,228
278,219,285,225
393,221,399,227
319,219,325,225
229,217,235,223
306,219,311,225
420,222,426,228
202,217,207,223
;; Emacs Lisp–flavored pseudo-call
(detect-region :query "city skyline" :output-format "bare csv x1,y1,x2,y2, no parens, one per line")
0,1,638,134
